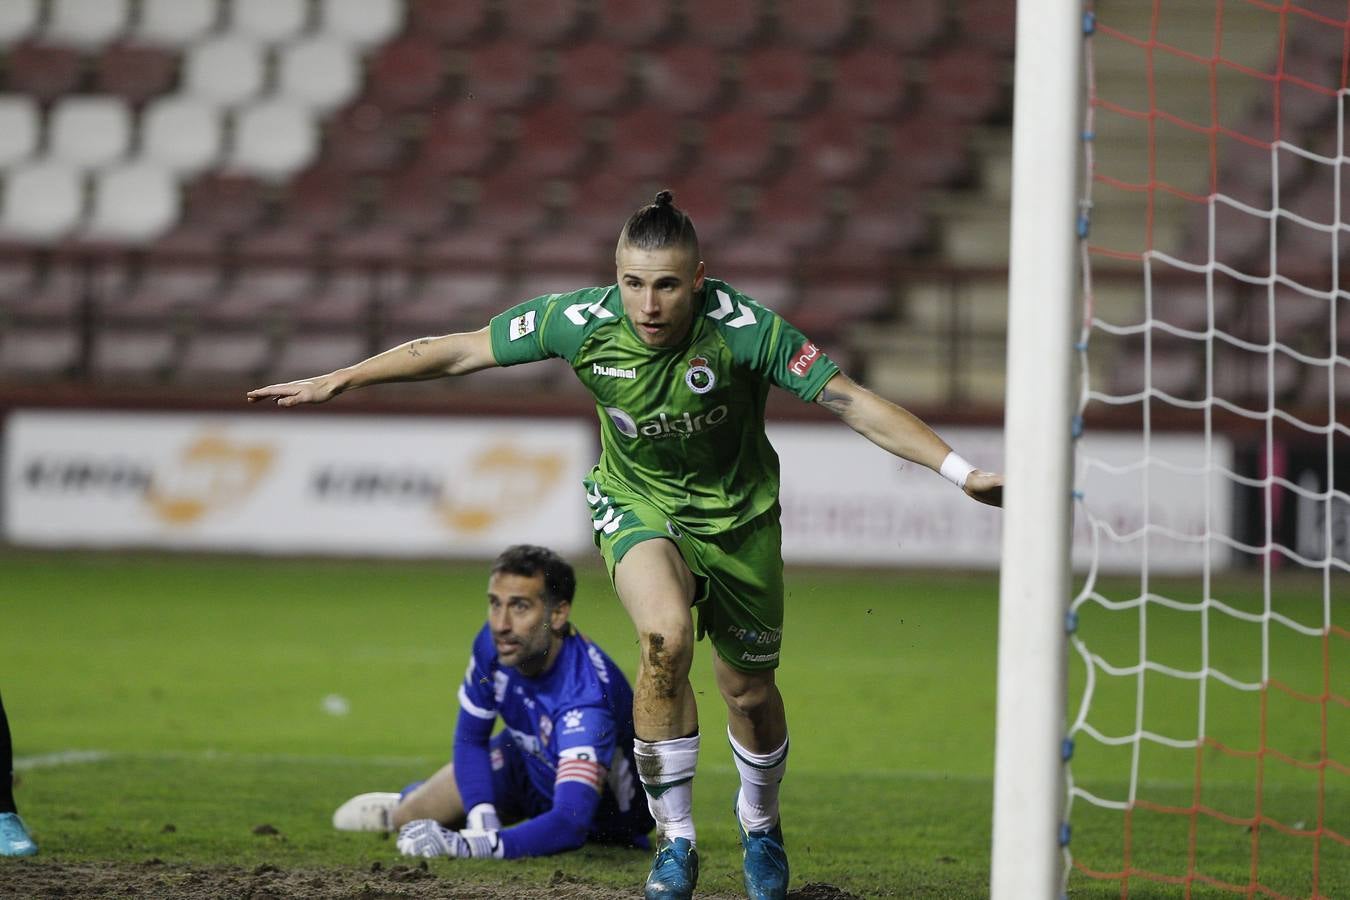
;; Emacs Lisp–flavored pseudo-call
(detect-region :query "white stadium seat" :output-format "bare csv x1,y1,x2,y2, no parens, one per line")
184,36,266,105
0,0,39,46
134,0,218,46
0,95,39,166
278,36,360,110
49,96,132,168
1,162,84,241
231,0,308,42
319,0,404,47
86,163,180,241
141,97,222,174
45,0,129,47
229,100,317,179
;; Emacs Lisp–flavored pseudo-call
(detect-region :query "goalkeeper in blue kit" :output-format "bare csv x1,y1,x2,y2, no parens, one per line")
250,192,1002,900
333,545,654,858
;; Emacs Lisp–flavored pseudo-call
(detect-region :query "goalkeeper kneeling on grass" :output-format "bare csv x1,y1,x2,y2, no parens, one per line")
333,544,654,859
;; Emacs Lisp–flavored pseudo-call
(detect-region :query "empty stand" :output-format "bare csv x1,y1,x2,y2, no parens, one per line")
639,45,728,115
794,110,873,183
682,0,765,48
5,43,83,102
413,101,500,176
44,0,130,48
94,44,179,105
1,161,84,240
230,0,308,43
141,97,223,174
0,95,39,166
176,331,271,382
699,109,781,180
0,0,39,46
738,46,820,116
501,0,584,46
924,44,1005,122
134,0,218,46
405,0,491,47
366,36,446,110
776,0,857,50
868,0,946,53
323,102,408,173
0,327,80,378
277,37,361,111
461,40,541,109
86,163,180,241
319,0,405,48
91,330,178,380
229,100,318,180
556,42,633,113
594,0,675,47
176,174,269,238
602,106,691,179
832,46,909,119
49,96,132,168
515,102,596,178
184,36,267,106
269,333,369,380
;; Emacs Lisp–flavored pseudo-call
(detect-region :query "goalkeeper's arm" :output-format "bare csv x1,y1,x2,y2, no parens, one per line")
815,371,1003,507
246,327,498,407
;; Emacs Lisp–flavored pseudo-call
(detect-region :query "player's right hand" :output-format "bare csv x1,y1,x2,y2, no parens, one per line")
246,378,335,407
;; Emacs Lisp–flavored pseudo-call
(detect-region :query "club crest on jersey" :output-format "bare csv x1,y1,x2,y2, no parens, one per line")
684,357,716,394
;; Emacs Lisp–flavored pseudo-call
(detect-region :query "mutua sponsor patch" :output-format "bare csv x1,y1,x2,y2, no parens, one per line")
509,310,537,341
789,341,821,377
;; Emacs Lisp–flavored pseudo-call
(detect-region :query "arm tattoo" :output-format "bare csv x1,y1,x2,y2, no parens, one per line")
816,386,853,416
407,339,429,358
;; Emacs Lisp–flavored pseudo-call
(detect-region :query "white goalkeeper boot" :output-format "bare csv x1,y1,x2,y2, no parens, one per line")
332,792,401,832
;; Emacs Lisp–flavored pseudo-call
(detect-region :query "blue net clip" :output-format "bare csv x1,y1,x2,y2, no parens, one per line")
1081,129,1095,142
1071,415,1084,438
1058,822,1072,847
1061,737,1075,761
1065,610,1079,633
1082,11,1096,35
1076,213,1091,238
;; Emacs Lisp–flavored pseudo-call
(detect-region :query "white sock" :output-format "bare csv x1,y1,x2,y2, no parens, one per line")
633,733,699,843
729,728,788,833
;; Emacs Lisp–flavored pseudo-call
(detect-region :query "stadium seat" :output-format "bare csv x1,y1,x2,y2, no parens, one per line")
90,330,177,379
868,0,945,53
560,169,649,239
412,101,500,176
86,163,180,242
277,36,361,111
924,45,1005,122
514,230,612,297
230,0,308,43
229,100,319,180
958,0,1016,52
367,36,447,110
659,171,739,242
0,327,80,378
601,107,690,180
384,267,510,336
49,96,133,169
556,41,633,113
883,110,971,186
133,0,217,46
639,45,728,114
461,41,542,109
0,95,39,167
831,46,909,119
323,102,409,173
206,265,316,325
270,333,369,380
94,44,178,105
794,110,873,183
0,0,39,45
469,165,553,239
738,47,819,116
0,261,86,322
594,0,675,46
501,0,583,45
790,283,891,342
699,109,780,181
319,0,405,47
404,0,489,45
776,0,857,49
178,174,269,237
184,36,267,106
835,173,928,252
176,332,271,382
5,43,83,103
375,168,457,237
681,0,765,48
44,0,129,48
141,97,222,175
747,166,838,248
111,262,222,322
278,167,360,236
0,161,84,241
515,103,595,178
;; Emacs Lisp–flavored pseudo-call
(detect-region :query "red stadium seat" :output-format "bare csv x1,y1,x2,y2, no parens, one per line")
776,0,857,49
699,109,780,181
376,168,457,236
738,47,819,116
366,37,446,110
883,109,971,186
594,0,675,46
461,40,541,109
959,0,1016,53
790,282,891,341
500,0,583,45
639,45,728,115
5,43,83,103
747,165,837,248
835,173,928,253
681,0,765,49
94,43,177,104
658,172,739,243
794,110,873,183
280,167,360,236
832,45,909,119
406,0,491,46
561,169,648,239
924,44,1005,122
412,101,501,176
179,174,269,237
557,41,634,113
514,103,595,178
602,106,690,180
869,0,946,53
469,165,553,239
323,102,409,173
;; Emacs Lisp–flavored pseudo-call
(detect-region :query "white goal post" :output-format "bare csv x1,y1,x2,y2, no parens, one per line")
991,0,1082,897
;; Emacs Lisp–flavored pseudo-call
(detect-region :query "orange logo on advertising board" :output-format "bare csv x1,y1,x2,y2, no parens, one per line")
144,432,276,525
434,443,565,533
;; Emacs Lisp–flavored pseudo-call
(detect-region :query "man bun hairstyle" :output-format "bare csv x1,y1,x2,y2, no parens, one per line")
491,544,576,609
618,189,700,257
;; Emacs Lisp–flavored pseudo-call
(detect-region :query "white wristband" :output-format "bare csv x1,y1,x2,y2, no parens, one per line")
939,451,976,488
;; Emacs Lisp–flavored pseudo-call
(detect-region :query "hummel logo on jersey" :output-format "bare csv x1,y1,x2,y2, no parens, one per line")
508,310,537,341
592,363,637,379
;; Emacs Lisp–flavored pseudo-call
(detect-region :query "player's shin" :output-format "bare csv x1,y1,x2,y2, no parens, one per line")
633,733,699,843
728,729,787,832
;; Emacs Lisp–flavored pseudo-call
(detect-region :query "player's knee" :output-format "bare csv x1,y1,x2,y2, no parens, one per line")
639,627,693,692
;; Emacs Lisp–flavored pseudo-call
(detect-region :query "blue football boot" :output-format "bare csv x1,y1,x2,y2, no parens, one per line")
644,835,699,900
0,812,38,857
735,797,788,900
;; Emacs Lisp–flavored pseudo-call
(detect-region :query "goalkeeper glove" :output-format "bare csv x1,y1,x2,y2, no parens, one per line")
396,819,503,859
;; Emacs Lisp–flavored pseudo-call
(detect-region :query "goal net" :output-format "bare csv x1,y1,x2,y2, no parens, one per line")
1066,1,1348,896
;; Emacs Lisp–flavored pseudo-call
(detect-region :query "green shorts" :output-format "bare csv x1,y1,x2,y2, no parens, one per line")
584,475,785,672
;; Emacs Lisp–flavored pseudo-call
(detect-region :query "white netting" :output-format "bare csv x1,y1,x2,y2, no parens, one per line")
1066,1,1348,896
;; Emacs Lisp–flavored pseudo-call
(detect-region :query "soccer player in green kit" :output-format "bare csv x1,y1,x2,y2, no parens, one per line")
248,192,1003,900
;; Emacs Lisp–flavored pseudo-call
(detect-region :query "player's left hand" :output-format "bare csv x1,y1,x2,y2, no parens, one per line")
396,819,502,859
964,470,1003,507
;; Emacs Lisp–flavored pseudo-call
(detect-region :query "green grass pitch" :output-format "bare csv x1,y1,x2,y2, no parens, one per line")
1,551,1344,897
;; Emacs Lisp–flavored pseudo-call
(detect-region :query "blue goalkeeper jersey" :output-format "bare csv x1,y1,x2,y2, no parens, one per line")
456,623,641,822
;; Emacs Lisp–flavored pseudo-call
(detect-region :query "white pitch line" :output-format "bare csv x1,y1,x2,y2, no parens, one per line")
13,749,112,770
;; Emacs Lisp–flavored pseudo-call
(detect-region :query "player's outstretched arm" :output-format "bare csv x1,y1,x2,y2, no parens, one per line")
816,372,1004,507
246,327,498,407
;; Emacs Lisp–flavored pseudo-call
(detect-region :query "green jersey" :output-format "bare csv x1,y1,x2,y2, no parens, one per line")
488,278,840,534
